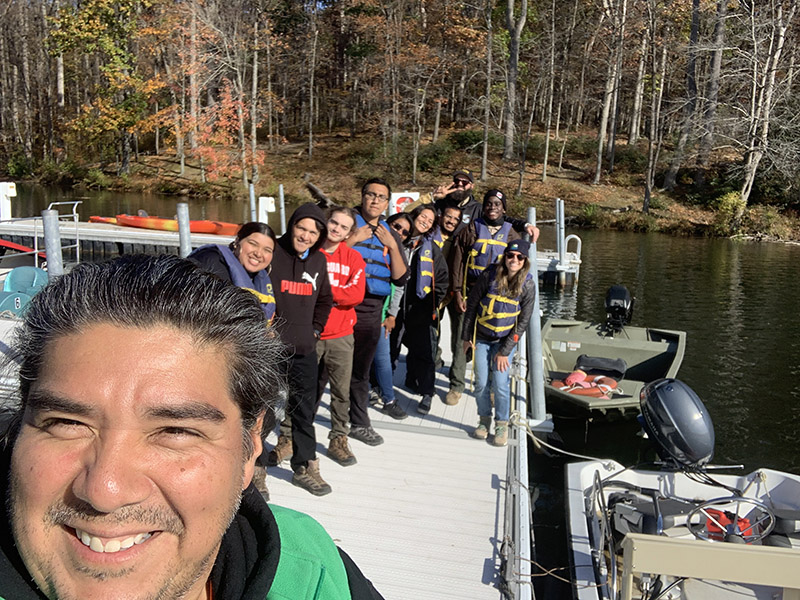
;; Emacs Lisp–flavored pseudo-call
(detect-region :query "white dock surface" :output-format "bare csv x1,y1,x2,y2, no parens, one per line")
265,319,510,599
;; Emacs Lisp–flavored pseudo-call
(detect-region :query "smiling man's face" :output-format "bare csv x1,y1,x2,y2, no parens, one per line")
9,323,260,600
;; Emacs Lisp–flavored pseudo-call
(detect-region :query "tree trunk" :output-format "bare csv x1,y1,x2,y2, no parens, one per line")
481,0,494,181
662,0,699,191
644,17,668,213
433,99,441,142
542,0,556,182
594,0,627,185
502,0,527,160
695,0,727,188
189,0,198,151
308,7,319,158
628,30,647,145
251,19,259,183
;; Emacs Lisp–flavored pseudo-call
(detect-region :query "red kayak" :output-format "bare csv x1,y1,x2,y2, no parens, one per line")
0,239,47,259
90,215,240,236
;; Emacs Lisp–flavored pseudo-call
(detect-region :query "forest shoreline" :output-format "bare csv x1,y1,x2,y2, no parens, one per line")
16,132,800,244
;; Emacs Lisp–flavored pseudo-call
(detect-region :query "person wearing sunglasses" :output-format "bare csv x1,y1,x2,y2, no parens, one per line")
346,178,409,446
405,168,538,240
368,212,413,420
461,239,535,446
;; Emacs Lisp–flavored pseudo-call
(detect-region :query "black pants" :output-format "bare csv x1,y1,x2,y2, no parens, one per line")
349,301,383,428
405,321,438,396
286,352,319,470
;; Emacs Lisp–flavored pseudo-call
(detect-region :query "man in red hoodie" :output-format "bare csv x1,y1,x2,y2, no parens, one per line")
316,207,366,466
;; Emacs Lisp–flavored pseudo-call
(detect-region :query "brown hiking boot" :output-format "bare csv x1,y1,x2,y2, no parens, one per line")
493,420,509,447
252,465,270,501
327,435,357,466
472,416,492,440
292,458,332,496
445,389,462,406
266,435,292,466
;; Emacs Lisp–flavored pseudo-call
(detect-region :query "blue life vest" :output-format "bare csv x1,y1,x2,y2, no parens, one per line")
475,267,532,340
466,219,513,284
198,244,276,322
353,214,392,297
415,236,435,299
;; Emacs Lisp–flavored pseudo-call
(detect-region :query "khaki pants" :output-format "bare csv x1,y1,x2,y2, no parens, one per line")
316,334,355,439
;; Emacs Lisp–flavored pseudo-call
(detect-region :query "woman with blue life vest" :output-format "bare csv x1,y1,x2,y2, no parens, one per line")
189,221,276,321
461,239,536,447
402,205,449,414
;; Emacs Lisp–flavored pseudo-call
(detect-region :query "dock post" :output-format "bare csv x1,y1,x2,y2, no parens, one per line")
557,198,567,287
249,183,257,221
176,203,192,258
526,207,547,424
42,209,64,278
279,184,287,235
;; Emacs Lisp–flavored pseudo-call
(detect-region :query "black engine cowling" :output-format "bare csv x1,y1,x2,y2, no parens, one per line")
639,378,715,468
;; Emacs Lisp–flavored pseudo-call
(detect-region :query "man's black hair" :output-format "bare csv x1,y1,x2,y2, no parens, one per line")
360,177,392,199
6,254,286,453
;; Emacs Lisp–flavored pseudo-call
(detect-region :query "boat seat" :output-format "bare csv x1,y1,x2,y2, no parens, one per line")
3,266,48,296
0,291,33,316
773,509,800,534
610,492,697,535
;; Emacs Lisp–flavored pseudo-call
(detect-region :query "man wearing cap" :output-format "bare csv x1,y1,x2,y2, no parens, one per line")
408,169,535,237
445,188,522,406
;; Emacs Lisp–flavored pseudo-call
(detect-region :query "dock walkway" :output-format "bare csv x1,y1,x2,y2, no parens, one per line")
264,319,513,599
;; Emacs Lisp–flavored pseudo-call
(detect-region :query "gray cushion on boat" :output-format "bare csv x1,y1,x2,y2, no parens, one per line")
773,509,800,534
574,355,627,380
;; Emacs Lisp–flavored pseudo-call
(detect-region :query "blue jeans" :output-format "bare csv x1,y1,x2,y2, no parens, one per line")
371,325,395,403
473,340,515,422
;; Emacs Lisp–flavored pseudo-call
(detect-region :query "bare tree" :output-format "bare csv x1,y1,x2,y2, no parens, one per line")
739,0,797,205
502,0,527,160
662,0,700,191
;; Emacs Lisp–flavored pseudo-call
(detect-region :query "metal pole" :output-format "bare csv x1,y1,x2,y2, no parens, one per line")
557,198,566,287
249,183,257,221
279,184,287,234
526,206,547,423
42,209,64,278
176,202,192,258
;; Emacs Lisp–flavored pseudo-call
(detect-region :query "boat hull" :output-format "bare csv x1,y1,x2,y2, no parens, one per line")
566,459,800,600
542,319,686,419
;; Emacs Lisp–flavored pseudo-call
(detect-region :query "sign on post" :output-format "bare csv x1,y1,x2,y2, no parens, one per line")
389,192,419,216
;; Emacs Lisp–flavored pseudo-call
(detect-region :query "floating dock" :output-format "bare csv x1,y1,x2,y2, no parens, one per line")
0,212,581,285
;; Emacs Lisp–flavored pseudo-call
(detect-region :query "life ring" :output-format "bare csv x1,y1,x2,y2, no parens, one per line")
551,370,618,398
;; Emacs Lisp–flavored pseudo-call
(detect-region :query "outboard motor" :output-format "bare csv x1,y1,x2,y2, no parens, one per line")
639,378,715,469
605,285,633,331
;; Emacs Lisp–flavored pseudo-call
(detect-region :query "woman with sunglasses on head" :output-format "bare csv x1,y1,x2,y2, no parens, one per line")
369,212,414,419
461,239,535,447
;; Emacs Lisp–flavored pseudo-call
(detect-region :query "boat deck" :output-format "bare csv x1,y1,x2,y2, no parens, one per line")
264,323,511,599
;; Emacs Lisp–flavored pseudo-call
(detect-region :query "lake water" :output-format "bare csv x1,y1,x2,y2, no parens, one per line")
10,184,800,472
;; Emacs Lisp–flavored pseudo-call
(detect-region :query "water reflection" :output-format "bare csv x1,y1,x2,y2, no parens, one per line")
541,229,800,473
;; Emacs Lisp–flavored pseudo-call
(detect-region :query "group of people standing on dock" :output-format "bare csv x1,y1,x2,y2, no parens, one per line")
189,169,538,497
